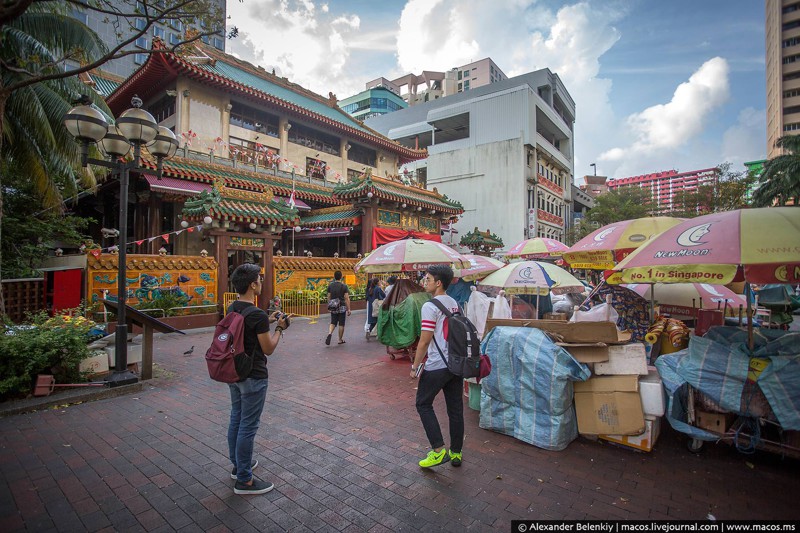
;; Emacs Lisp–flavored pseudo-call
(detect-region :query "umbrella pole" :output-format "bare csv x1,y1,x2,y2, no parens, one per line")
536,292,540,320
649,285,655,323
745,282,754,352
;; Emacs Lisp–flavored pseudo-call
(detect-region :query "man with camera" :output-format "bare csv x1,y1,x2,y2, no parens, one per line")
226,263,290,495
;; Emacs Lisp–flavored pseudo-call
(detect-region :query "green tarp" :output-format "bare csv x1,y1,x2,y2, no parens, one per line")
377,292,431,348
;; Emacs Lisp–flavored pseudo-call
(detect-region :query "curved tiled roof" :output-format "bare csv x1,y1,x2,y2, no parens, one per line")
460,227,504,248
107,42,426,163
140,156,342,205
300,206,362,228
273,257,359,271
87,254,218,271
181,183,299,226
333,174,463,215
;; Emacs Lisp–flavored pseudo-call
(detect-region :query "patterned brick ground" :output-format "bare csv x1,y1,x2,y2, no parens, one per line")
1,312,798,531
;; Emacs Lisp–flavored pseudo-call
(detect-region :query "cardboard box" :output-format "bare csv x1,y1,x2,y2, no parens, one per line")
639,368,666,417
484,319,631,344
695,410,736,434
574,376,645,435
593,343,648,376
560,343,610,363
544,312,567,321
79,352,110,375
599,415,661,452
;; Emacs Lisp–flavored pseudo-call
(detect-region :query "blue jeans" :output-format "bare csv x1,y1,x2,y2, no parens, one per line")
228,378,268,482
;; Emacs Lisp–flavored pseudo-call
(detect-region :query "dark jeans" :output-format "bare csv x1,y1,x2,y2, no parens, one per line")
228,377,268,482
415,368,464,452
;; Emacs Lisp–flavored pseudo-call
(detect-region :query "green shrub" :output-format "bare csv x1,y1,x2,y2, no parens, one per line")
133,292,190,317
0,310,94,400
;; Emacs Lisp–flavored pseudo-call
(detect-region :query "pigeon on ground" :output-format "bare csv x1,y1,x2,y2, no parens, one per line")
183,346,195,356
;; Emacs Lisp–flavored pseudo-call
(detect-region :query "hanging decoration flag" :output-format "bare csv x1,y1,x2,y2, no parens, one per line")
148,237,157,242
161,234,170,243
135,240,144,246
289,190,296,209
175,229,184,236
90,249,102,258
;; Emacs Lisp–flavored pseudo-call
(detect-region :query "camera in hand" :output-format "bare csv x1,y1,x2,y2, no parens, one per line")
278,313,290,328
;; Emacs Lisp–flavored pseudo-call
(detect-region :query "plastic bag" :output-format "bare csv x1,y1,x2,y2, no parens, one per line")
569,303,619,324
492,291,512,319
466,288,491,339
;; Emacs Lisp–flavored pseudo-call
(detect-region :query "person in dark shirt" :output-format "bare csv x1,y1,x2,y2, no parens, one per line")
227,263,290,495
325,270,351,345
365,277,386,340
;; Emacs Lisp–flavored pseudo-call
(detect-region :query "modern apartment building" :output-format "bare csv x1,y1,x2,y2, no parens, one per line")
339,83,408,121
366,68,575,248
766,0,800,159
67,0,227,79
607,168,718,214
387,58,507,107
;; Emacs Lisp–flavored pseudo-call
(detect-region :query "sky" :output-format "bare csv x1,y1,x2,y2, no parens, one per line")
225,0,766,184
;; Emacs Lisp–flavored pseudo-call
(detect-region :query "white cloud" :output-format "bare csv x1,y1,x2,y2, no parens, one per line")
720,107,767,166
226,0,370,98
599,57,731,175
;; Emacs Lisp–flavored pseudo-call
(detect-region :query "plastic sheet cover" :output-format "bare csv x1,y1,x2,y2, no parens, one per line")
377,292,430,349
655,326,800,441
479,326,590,451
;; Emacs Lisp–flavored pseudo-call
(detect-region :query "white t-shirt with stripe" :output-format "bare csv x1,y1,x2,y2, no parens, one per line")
421,294,459,371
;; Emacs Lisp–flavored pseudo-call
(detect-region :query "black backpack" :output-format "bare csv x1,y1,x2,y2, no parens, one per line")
430,298,481,379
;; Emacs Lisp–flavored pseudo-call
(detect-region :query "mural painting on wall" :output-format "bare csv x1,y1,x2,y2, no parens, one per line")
419,217,439,233
272,257,366,295
87,254,218,309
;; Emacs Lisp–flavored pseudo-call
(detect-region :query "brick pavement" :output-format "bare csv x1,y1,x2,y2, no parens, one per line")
1,312,799,532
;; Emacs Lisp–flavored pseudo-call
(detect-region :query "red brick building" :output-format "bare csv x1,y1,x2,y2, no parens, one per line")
607,168,718,214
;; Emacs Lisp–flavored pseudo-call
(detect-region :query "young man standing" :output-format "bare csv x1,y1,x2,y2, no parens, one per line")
227,263,290,495
410,265,464,468
325,270,351,345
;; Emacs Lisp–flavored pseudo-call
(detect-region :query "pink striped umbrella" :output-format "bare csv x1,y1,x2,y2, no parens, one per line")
506,237,569,259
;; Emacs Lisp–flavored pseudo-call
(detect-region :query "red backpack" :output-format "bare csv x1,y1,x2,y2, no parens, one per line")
206,306,260,383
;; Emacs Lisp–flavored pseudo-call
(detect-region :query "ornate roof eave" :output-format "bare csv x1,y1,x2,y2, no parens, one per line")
137,156,345,205
299,206,363,228
332,175,464,215
108,42,427,162
181,185,300,226
460,227,504,248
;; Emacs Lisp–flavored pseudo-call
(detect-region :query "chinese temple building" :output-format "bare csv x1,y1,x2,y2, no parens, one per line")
459,227,504,256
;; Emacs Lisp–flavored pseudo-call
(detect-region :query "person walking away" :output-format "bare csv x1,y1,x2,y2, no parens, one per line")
227,263,290,495
326,270,351,345
410,265,464,468
366,277,386,340
384,275,397,298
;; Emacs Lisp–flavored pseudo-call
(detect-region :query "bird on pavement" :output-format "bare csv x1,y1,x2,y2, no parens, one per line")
183,346,195,356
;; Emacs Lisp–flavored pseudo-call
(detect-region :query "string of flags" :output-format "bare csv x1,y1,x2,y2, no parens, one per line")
81,225,203,257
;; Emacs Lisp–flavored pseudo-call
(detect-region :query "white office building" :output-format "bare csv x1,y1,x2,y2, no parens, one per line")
366,69,575,250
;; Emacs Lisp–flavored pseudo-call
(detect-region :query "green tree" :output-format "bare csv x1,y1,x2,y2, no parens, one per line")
670,163,756,217
566,188,652,244
0,0,232,314
752,136,800,207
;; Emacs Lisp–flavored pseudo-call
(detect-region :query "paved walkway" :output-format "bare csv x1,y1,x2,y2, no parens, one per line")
1,313,798,531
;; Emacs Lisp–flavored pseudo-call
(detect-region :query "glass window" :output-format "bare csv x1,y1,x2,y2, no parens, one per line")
288,123,341,156
135,37,148,49
306,157,327,180
201,35,210,44
213,37,224,50
134,53,147,65
169,33,180,45
135,18,146,31
73,10,88,25
170,19,182,31
458,71,462,80
347,144,376,167
153,26,165,39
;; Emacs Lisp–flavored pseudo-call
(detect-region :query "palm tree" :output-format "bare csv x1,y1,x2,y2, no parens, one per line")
752,136,800,207
1,1,110,209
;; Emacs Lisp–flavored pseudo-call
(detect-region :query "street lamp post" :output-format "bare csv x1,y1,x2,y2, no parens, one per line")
64,95,178,387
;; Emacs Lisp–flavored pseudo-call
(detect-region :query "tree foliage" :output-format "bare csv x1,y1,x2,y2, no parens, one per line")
568,187,652,244
1,163,92,279
670,163,756,217
752,136,800,207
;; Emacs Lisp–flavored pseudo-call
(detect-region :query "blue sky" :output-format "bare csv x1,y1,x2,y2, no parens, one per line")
226,0,767,183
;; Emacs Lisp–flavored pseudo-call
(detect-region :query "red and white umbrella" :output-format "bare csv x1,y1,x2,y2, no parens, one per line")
621,283,747,318
506,237,569,258
355,239,471,273
453,254,505,281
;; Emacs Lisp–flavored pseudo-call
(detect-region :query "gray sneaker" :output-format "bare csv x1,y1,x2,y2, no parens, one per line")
230,459,258,479
234,476,274,495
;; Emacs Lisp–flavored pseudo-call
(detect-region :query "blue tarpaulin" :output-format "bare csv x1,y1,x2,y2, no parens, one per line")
655,326,800,441
478,326,590,451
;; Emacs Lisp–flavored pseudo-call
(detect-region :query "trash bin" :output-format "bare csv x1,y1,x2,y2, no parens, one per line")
468,382,481,411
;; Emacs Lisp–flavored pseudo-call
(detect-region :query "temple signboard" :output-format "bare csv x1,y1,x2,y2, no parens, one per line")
230,237,265,248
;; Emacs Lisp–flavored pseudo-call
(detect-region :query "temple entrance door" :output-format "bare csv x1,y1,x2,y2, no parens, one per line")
227,250,263,292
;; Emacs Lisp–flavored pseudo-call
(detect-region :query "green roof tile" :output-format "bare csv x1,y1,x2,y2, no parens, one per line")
300,208,362,227
90,74,121,97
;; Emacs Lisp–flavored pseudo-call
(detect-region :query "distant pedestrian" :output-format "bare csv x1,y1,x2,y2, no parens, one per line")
410,265,464,469
365,278,386,340
384,275,397,298
227,263,290,495
326,270,351,345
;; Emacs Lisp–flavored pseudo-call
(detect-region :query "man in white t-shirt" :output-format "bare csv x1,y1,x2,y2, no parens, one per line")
410,265,464,469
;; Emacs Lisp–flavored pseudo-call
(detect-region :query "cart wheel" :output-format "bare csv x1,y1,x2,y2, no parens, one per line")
389,354,396,360
687,438,704,453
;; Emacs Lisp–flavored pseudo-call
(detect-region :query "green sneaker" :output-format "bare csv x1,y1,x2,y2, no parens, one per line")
449,451,462,467
418,449,450,468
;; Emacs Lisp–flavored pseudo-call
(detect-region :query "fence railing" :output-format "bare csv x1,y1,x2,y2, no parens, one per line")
1,278,44,323
277,289,320,324
222,293,258,315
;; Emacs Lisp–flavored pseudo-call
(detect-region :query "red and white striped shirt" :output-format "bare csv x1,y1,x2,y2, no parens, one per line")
421,295,459,371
